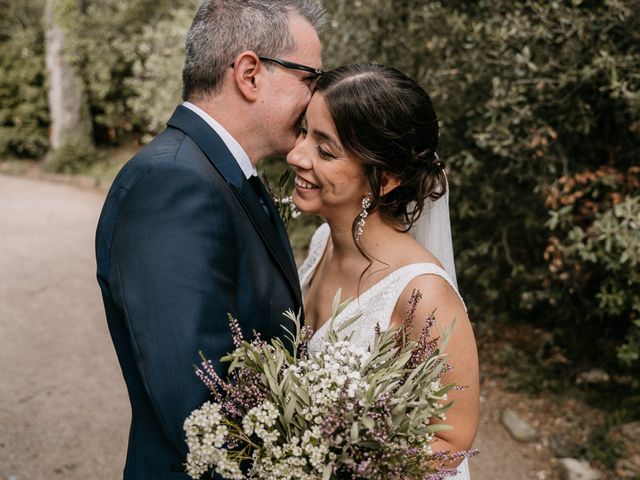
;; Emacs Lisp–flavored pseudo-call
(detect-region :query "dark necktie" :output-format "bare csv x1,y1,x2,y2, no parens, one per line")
248,175,273,221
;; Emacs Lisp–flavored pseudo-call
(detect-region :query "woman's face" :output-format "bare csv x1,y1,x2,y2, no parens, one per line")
286,93,369,221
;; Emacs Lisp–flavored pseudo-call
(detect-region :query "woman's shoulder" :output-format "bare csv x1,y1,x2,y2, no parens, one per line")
385,236,466,315
380,232,446,273
395,267,467,319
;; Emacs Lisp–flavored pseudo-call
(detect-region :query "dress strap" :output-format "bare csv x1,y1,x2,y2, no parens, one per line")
377,263,467,331
298,223,330,297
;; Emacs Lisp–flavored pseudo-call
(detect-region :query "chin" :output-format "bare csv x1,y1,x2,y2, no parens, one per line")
291,193,316,215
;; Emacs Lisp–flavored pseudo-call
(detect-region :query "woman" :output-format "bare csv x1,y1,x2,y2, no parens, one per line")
287,64,479,479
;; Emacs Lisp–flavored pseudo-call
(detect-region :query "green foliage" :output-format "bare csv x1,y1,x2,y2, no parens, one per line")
544,167,640,373
585,413,628,469
45,132,103,174
125,7,196,140
618,319,640,369
0,0,49,158
53,0,199,141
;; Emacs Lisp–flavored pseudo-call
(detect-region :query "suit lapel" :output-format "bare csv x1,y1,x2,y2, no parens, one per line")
166,106,301,305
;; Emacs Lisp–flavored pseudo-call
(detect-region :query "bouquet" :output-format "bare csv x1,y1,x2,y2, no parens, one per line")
184,291,474,479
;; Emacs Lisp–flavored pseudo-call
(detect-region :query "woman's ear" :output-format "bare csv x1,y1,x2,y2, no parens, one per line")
380,172,401,196
231,51,261,102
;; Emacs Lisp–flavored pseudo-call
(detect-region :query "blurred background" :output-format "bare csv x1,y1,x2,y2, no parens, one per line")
0,0,638,479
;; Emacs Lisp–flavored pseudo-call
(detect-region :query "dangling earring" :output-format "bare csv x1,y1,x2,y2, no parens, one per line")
356,193,372,244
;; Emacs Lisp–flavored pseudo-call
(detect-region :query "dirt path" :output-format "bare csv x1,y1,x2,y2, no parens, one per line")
0,173,547,479
0,174,128,479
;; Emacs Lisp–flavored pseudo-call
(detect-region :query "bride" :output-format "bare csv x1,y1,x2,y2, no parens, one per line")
288,64,479,479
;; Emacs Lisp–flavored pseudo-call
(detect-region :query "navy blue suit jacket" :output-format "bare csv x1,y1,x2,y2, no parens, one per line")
96,106,302,479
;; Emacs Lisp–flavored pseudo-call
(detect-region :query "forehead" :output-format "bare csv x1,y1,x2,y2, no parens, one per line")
306,94,336,130
286,13,322,68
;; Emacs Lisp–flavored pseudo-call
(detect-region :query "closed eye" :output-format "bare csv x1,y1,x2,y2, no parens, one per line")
318,146,336,159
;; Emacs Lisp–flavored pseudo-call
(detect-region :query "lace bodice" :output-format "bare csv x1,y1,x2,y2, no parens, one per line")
298,223,471,480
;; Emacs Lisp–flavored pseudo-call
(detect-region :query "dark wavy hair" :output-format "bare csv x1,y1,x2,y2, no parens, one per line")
315,64,446,259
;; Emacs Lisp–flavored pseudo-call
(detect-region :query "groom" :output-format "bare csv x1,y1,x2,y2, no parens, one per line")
95,1,326,478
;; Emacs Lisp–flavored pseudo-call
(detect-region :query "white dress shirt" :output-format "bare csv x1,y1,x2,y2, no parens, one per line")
182,101,257,179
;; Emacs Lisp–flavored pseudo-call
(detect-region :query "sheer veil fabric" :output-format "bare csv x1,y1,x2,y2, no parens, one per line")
408,174,458,290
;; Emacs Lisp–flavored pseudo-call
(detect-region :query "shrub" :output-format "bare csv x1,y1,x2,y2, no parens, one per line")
544,167,640,374
125,7,196,140
45,132,103,174
0,0,49,158
53,0,199,142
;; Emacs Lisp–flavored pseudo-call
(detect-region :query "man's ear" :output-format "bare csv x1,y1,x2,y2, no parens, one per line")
231,51,262,102
380,172,401,196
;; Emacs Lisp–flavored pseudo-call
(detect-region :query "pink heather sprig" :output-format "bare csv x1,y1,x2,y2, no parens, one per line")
389,289,452,385
324,390,429,479
249,331,268,351
407,313,439,370
194,356,266,421
221,367,267,421
424,450,479,480
340,445,423,480
344,444,473,480
320,383,359,446
228,315,244,349
195,317,270,422
363,394,392,444
392,289,422,350
195,357,229,403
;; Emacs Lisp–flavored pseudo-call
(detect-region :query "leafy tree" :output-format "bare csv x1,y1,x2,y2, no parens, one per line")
125,6,198,142
53,0,199,143
0,0,49,157
45,0,94,171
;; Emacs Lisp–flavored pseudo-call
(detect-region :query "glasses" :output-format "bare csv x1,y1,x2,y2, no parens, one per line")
258,56,324,80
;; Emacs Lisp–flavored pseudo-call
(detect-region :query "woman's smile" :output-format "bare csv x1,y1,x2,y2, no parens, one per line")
294,175,320,190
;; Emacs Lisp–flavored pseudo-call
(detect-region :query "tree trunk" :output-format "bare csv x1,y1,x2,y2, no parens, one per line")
44,0,92,151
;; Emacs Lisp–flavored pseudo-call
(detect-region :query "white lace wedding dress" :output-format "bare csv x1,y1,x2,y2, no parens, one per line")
298,223,471,480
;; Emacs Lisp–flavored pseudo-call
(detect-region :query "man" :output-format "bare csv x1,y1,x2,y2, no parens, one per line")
95,1,326,478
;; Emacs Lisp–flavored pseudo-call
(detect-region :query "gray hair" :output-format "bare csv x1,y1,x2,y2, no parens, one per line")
182,0,328,101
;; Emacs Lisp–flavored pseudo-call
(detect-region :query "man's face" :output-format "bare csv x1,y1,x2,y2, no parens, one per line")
260,14,322,157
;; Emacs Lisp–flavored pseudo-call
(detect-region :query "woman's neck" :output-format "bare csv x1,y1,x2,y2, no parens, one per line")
325,211,396,266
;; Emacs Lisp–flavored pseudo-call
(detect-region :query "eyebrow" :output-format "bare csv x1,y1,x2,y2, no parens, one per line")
311,128,343,153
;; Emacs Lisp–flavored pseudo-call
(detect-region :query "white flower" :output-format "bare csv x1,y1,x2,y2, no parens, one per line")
183,402,243,479
243,401,281,446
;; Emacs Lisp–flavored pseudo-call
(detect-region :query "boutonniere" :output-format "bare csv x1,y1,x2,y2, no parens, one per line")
261,168,300,228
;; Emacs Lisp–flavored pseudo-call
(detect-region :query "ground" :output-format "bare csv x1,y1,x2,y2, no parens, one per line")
0,172,626,480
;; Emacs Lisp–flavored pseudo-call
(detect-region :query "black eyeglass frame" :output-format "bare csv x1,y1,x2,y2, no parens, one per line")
258,56,324,79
